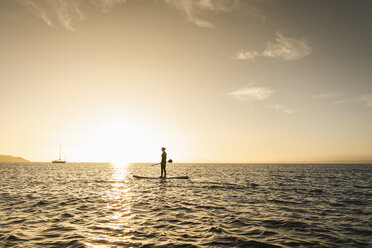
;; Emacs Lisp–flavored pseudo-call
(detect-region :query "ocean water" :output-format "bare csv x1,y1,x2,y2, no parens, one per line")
0,163,371,247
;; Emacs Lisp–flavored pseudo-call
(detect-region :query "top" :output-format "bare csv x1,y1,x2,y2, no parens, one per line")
161,151,167,164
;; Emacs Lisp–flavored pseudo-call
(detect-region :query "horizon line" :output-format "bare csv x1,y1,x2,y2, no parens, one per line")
11,161,372,165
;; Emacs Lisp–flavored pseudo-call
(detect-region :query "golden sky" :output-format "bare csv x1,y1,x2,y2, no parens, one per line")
1,0,372,163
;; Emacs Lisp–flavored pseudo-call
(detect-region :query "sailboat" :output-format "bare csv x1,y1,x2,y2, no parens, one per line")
52,144,66,163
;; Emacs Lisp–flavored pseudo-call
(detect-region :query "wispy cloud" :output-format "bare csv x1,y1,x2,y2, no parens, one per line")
314,91,372,109
91,0,127,13
19,0,53,27
235,51,259,60
190,18,215,28
229,87,299,114
273,104,298,114
54,0,85,31
263,33,312,61
312,91,344,100
235,32,312,61
228,86,274,101
165,0,239,28
18,0,126,31
18,0,243,30
335,94,372,108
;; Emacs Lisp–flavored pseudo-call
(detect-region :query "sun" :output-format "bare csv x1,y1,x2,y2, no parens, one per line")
63,113,171,163
86,116,161,163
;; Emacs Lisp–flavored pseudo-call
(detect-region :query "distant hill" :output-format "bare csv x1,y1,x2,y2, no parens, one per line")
0,155,29,162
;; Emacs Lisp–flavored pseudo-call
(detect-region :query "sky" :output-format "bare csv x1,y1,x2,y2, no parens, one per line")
0,0,371,163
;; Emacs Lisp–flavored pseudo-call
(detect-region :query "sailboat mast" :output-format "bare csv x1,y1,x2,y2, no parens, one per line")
59,144,62,160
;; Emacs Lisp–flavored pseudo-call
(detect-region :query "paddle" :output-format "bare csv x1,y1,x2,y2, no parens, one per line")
150,159,173,166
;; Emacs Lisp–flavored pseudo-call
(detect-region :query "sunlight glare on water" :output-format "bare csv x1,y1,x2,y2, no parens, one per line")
85,162,134,247
111,162,130,181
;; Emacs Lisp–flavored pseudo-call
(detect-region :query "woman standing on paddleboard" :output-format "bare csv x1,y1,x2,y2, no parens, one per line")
160,147,167,178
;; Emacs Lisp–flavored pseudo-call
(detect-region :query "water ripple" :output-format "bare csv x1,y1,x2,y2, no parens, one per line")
0,163,371,247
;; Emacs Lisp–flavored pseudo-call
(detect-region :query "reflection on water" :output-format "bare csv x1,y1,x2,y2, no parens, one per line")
111,162,129,181
0,163,371,247
85,163,133,248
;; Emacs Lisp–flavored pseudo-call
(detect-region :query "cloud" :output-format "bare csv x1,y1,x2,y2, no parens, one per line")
18,0,126,31
228,86,274,101
228,87,299,114
312,91,344,99
90,0,127,13
18,0,243,30
54,0,85,31
273,104,298,114
235,32,312,61
263,33,312,61
235,50,259,60
19,0,53,27
335,94,372,108
189,17,215,29
314,91,372,109
165,0,239,28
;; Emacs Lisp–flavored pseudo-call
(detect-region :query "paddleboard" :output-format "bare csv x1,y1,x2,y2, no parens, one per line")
133,175,189,179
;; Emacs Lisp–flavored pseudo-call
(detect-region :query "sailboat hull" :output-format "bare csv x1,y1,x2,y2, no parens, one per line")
52,160,66,163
